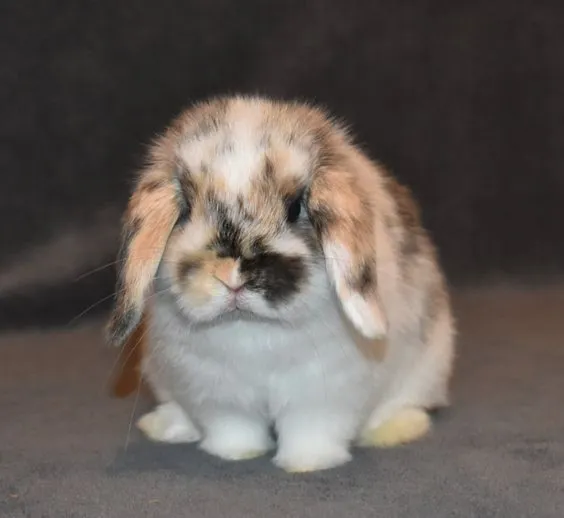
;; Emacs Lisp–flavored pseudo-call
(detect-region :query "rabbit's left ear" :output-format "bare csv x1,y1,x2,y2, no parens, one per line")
307,156,388,340
106,168,181,347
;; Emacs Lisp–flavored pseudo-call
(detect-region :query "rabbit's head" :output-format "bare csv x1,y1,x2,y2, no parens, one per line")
107,96,388,346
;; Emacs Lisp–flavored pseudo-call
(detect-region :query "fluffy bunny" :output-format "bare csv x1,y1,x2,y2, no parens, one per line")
107,95,455,472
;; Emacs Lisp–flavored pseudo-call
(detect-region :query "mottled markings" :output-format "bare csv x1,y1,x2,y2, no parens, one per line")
292,221,322,256
285,190,303,223
241,253,305,305
178,257,202,279
233,195,258,225
176,175,196,226
208,197,243,259
264,156,274,178
236,195,246,213
356,262,375,294
306,195,336,238
176,204,191,227
250,236,267,256
191,99,229,140
140,178,165,193
385,176,423,258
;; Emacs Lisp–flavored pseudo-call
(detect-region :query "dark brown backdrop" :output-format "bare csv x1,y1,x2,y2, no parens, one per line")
2,0,563,327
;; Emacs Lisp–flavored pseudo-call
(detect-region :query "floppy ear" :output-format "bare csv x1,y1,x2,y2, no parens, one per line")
106,169,181,347
308,158,388,340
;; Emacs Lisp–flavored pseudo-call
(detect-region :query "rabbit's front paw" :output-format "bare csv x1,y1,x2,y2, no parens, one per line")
137,402,201,443
198,416,273,461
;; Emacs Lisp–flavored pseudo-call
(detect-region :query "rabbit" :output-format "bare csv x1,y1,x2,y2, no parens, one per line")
106,95,456,473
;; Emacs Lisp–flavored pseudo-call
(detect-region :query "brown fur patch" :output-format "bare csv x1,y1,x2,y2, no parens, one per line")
110,312,148,398
125,180,180,300
108,172,181,346
310,166,375,281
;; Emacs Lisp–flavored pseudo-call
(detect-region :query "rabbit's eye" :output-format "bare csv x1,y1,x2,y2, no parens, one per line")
286,193,303,223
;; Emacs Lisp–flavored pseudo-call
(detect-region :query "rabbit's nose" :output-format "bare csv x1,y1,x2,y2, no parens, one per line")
215,276,245,293
214,260,245,292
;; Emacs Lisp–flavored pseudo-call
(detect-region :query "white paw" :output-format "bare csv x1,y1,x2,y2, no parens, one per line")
136,402,201,444
273,442,352,473
198,419,273,461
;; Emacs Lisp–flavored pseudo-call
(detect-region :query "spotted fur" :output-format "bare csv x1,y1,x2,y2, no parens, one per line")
106,94,456,472
107,96,402,344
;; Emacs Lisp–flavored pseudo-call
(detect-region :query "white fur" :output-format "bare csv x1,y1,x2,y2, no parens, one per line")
139,258,453,472
270,233,310,257
136,401,201,443
179,109,264,195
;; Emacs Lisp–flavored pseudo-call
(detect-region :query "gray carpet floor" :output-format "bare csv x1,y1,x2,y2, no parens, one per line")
1,286,563,518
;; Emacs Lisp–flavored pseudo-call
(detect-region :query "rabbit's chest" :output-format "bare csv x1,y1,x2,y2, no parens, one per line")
147,316,369,411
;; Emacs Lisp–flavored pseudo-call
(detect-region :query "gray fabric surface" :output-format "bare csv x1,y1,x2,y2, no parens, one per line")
1,286,563,518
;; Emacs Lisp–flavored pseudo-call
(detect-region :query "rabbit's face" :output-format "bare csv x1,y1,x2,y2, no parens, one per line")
162,110,326,323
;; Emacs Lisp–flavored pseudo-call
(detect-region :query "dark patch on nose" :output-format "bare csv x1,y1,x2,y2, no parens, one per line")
241,253,305,304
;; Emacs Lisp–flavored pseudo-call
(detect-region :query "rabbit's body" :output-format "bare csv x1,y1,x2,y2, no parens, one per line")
108,95,455,472
143,266,373,469
139,199,454,472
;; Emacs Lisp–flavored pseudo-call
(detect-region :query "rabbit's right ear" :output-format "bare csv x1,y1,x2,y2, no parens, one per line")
106,168,182,347
307,149,388,340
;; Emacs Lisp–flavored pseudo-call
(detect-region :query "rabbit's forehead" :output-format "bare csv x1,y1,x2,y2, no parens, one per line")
178,118,312,198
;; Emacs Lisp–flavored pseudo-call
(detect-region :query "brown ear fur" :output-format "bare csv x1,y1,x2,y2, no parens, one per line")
110,312,147,398
309,146,388,339
106,169,180,347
